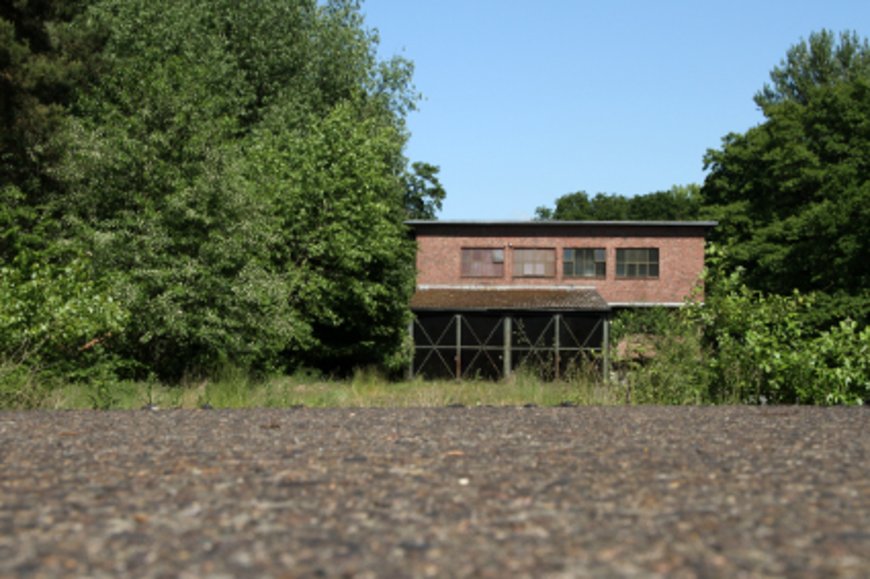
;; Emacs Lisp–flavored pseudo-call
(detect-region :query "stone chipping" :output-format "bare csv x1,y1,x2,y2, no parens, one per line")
0,406,867,577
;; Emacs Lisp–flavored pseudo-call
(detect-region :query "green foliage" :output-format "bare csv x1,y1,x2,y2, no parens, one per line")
702,30,870,321
755,30,870,108
0,1,72,196
246,99,416,372
612,308,710,405
9,0,425,381
404,162,446,219
690,270,813,403
535,185,704,221
799,319,870,405
0,246,129,406
614,254,869,406
689,267,868,405
0,361,46,409
0,0,440,399
0,252,129,370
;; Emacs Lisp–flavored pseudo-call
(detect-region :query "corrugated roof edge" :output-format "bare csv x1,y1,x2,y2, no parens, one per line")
406,220,717,227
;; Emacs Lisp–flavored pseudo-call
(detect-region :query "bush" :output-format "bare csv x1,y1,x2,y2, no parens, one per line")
612,308,711,404
797,320,869,405
0,253,129,407
687,268,868,405
613,264,869,406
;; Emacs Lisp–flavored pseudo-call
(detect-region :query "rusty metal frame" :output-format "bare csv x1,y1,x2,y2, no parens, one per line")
411,315,456,377
411,311,608,381
459,315,504,379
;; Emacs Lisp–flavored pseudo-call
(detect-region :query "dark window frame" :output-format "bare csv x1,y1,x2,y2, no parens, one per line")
616,248,659,279
563,247,606,279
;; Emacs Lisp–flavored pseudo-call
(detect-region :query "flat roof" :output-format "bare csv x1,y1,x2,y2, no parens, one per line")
407,220,717,228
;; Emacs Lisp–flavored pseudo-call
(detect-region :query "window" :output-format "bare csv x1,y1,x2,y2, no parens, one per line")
616,248,659,278
461,248,504,277
563,248,606,278
513,248,555,277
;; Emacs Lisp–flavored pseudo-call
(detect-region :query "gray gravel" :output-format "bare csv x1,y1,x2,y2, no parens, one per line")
0,407,867,578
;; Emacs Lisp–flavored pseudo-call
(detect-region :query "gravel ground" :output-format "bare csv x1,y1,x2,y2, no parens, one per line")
0,406,867,578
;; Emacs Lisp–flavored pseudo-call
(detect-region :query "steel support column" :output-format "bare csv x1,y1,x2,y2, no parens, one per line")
602,315,610,382
503,316,512,379
454,314,462,380
407,318,415,379
554,313,561,380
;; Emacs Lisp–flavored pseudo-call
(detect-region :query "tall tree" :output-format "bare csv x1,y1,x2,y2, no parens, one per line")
0,0,92,260
1,1,129,384
49,0,425,378
535,186,703,221
702,30,869,319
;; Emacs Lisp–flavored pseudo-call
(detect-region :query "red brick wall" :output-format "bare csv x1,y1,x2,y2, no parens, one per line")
413,224,708,305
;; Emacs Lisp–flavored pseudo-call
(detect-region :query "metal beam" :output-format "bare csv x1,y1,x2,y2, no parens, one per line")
602,316,610,382
455,314,462,380
554,313,561,381
407,318,415,379
503,316,512,379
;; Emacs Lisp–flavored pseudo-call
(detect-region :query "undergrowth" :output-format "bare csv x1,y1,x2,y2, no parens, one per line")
3,363,625,410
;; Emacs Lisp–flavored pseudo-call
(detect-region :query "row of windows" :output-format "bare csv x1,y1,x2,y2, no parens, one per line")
460,247,659,279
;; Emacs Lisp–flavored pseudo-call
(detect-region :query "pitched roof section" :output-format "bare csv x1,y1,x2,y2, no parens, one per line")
411,286,610,312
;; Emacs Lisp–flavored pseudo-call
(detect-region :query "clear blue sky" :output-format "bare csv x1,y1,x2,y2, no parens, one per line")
361,0,869,220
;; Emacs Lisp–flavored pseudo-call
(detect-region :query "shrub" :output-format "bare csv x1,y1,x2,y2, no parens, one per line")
0,253,129,407
612,308,711,404
611,262,869,406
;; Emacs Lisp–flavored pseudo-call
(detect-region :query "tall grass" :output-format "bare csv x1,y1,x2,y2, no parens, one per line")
0,360,48,409
8,364,626,410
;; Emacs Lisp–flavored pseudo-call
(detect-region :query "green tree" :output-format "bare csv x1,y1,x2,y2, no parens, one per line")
535,185,703,221
41,0,428,379
247,101,416,371
404,162,446,219
1,1,131,398
0,0,94,260
702,30,870,321
535,191,625,220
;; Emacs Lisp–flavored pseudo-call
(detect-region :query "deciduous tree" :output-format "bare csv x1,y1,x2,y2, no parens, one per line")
534,186,702,221
702,30,869,321
3,0,434,382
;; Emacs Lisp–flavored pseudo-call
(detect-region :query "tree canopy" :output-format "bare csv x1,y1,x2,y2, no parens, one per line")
702,30,869,319
1,0,439,382
534,185,703,221
536,30,868,324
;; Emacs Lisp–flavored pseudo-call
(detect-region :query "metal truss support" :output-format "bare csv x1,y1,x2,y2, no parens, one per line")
454,314,462,380
411,311,608,381
602,316,610,382
503,316,512,379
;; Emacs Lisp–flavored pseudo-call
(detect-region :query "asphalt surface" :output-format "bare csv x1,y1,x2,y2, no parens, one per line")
0,407,867,578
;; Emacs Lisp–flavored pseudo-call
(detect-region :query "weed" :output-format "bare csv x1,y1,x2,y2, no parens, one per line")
0,361,48,409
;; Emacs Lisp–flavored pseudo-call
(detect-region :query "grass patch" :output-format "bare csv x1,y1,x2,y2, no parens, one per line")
4,365,627,410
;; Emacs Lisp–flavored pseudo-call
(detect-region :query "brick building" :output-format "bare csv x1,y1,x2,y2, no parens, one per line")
407,220,715,380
